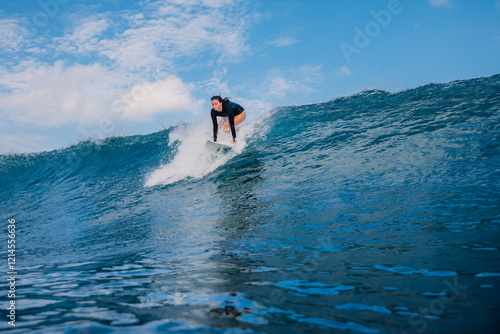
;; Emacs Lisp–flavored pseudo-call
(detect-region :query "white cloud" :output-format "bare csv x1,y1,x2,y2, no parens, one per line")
255,64,324,98
429,0,453,8
0,0,254,136
233,97,273,117
116,76,204,121
334,66,352,76
269,36,299,48
53,15,110,54
201,68,230,97
52,1,251,73
0,61,121,127
0,18,25,52
0,61,203,130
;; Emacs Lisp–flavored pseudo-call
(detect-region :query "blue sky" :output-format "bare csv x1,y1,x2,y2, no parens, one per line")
1,0,499,154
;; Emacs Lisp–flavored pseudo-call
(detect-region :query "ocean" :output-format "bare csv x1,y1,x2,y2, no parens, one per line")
1,74,499,333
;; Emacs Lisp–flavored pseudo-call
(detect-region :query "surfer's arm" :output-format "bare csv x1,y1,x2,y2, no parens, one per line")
226,105,237,142
210,109,218,142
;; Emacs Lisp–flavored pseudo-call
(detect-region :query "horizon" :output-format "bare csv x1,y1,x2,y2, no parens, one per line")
1,0,500,154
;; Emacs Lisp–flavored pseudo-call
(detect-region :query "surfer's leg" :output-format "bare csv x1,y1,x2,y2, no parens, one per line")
220,111,246,133
223,110,245,133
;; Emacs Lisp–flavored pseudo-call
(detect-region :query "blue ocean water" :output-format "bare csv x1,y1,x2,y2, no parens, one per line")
1,74,499,333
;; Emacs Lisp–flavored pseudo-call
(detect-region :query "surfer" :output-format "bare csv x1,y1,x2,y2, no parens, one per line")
210,96,246,144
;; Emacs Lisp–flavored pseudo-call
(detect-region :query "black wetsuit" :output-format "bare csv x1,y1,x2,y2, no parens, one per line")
211,100,244,142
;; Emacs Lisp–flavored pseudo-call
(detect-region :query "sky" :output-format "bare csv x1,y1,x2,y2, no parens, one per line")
1,0,499,154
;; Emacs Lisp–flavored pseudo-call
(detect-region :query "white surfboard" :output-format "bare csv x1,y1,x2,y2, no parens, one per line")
205,140,233,150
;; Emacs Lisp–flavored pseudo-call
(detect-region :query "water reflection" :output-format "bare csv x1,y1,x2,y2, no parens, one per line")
214,148,266,230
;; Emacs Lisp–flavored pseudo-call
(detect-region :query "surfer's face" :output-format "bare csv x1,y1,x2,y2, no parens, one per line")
211,99,222,112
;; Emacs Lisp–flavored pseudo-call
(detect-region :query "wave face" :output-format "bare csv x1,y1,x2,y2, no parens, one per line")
1,75,499,333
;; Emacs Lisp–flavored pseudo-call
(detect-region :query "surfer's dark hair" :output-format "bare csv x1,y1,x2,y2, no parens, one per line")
211,95,230,103
211,95,222,102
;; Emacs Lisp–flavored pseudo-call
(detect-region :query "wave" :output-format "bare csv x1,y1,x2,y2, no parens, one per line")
144,118,262,187
1,73,499,194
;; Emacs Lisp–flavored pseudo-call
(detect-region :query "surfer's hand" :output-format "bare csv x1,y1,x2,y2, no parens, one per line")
232,141,236,145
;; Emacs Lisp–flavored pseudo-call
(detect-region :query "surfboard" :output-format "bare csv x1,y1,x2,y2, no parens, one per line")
205,140,233,150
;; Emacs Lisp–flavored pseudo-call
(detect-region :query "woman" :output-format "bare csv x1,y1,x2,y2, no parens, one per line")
210,96,246,144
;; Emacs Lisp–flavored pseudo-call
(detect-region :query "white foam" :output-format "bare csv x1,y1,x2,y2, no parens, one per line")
145,119,253,187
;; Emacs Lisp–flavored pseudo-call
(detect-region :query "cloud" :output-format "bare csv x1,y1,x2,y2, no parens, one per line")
0,60,203,130
115,76,204,121
201,68,230,97
254,64,324,98
233,97,273,116
0,18,25,52
334,66,352,76
269,36,299,48
0,0,254,133
0,61,121,127
429,0,453,8
52,1,251,72
53,14,110,55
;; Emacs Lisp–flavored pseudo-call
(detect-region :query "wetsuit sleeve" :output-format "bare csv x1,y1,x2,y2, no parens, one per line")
226,104,237,141
210,109,218,141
